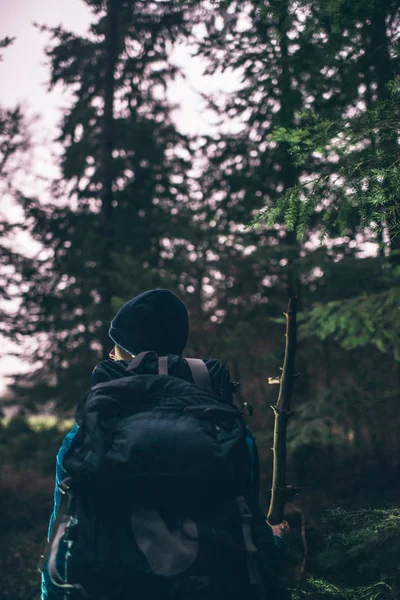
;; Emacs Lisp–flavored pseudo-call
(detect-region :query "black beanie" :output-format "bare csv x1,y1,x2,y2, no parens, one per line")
109,289,189,356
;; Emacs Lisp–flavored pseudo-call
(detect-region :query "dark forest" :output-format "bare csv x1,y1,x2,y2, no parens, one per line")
1,1,400,598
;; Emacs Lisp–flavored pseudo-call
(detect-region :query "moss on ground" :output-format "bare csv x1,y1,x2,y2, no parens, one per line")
291,508,400,599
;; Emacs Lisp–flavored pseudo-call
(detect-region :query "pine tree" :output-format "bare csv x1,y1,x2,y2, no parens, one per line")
0,37,36,347
190,1,305,298
188,0,400,505
8,1,196,411
251,0,400,244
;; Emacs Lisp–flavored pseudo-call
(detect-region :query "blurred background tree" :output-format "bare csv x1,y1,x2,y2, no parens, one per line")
4,1,198,411
185,0,400,509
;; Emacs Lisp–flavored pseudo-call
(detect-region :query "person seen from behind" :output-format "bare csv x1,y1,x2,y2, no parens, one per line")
41,289,289,600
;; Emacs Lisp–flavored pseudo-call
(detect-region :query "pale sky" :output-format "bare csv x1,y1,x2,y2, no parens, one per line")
0,0,242,396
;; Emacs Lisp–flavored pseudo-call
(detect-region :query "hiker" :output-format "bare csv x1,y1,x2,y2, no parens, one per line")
41,289,289,600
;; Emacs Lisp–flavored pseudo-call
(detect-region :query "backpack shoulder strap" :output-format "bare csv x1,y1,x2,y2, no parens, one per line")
126,351,157,372
185,358,213,394
127,353,213,394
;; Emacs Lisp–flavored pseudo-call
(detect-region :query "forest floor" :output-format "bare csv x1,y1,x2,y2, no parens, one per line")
1,417,399,600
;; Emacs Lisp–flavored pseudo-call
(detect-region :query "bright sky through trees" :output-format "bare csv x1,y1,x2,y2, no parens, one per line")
0,0,242,394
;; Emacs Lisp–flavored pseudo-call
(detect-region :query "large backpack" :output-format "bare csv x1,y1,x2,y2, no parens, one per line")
40,352,278,600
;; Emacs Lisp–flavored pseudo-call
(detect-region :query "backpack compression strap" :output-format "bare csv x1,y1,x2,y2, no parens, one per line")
237,496,266,600
158,356,168,375
38,479,89,597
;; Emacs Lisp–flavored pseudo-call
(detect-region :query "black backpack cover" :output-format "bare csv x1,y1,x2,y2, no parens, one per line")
40,353,280,600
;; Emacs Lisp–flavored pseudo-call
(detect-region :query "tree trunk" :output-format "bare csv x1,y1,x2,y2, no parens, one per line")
99,0,122,357
275,1,301,301
367,5,399,256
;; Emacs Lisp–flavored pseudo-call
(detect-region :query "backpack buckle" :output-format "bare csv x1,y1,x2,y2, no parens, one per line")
59,477,72,494
236,495,252,522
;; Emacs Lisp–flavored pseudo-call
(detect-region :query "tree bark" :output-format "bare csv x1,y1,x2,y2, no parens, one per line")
267,296,298,525
367,5,399,255
276,1,301,301
99,0,122,357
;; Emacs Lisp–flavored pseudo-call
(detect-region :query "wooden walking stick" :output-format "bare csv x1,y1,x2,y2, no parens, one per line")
267,296,298,525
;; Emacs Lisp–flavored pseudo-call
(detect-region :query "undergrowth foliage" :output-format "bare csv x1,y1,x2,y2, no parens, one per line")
1,418,400,600
299,285,400,360
293,508,400,600
0,418,64,600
